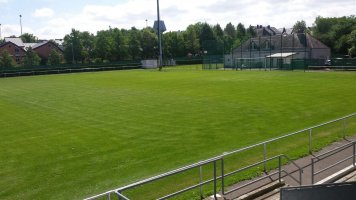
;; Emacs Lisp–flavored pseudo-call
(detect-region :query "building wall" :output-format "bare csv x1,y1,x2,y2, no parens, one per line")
34,42,64,60
311,48,331,60
0,42,26,65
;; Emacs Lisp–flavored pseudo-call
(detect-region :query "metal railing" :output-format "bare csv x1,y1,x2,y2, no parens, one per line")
311,141,356,184
85,113,355,200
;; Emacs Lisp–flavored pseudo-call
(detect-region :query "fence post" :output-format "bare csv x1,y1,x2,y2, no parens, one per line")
311,158,315,184
278,156,282,183
213,161,217,200
353,143,355,167
108,193,111,200
200,166,203,200
309,129,313,154
343,119,347,139
221,158,225,196
264,143,267,172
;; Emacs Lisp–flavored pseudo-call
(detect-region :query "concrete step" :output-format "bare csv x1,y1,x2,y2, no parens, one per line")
233,180,285,200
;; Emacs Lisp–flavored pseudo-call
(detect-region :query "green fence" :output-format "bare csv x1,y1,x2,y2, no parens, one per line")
0,60,142,78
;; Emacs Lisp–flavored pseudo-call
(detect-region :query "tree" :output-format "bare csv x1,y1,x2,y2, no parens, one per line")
184,25,200,55
141,28,157,59
312,16,356,55
236,23,246,40
63,29,83,64
293,20,307,34
246,25,256,37
23,47,40,67
199,23,215,43
94,30,114,61
128,27,142,60
20,33,38,43
80,31,95,62
224,22,236,39
348,30,356,57
48,49,62,66
112,28,129,60
163,31,186,58
0,50,15,68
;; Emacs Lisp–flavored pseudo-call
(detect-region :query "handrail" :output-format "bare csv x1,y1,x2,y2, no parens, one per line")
224,113,355,157
311,141,356,184
85,113,355,200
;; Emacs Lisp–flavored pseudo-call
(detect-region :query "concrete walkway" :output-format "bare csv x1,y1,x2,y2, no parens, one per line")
216,136,356,200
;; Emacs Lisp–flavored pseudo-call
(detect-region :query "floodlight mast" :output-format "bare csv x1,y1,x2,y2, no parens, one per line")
19,14,22,36
157,0,163,70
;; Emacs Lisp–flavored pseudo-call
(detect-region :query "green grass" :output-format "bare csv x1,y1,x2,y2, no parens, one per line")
0,67,356,199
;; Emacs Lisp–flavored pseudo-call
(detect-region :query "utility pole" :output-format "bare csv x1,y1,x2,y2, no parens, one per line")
0,24,2,39
19,14,22,36
157,0,163,70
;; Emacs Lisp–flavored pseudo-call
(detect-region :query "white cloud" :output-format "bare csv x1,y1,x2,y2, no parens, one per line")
34,8,55,18
3,0,356,39
1,24,34,37
0,0,8,4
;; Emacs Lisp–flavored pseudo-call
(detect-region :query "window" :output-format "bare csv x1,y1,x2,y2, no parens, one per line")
262,41,271,50
250,41,258,51
15,48,19,53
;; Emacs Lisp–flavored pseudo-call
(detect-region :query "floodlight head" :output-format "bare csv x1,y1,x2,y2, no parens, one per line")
153,20,166,33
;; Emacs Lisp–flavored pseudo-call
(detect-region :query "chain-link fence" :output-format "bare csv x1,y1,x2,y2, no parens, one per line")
201,33,356,71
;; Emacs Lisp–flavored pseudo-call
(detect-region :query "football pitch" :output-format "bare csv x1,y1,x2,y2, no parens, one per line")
1,66,356,199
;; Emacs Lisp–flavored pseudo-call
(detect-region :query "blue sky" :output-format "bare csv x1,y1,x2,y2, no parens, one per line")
1,0,355,39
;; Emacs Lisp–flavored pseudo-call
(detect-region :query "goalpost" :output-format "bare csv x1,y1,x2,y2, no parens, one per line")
234,57,268,70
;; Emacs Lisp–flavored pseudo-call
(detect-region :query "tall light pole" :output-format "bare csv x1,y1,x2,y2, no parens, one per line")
0,24,2,39
19,14,22,36
156,0,163,70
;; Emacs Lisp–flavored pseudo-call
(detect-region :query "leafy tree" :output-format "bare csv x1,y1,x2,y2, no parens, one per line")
163,31,186,58
128,27,142,60
23,47,40,67
94,30,114,61
312,16,356,55
236,23,246,40
246,25,256,38
141,28,157,59
48,49,62,66
184,25,200,55
213,24,224,40
293,20,307,34
224,22,236,40
200,23,215,43
112,28,129,60
348,30,356,57
20,33,38,43
0,50,15,68
63,29,83,64
80,31,95,63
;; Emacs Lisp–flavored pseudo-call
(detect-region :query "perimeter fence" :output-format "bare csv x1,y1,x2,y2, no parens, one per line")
85,113,356,200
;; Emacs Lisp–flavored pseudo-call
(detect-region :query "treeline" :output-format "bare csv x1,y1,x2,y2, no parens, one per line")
312,16,356,57
62,23,256,64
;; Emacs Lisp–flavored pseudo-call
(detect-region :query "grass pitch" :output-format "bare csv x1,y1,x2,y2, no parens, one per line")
1,67,356,199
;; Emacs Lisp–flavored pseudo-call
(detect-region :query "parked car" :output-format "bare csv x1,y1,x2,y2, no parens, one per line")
324,59,331,66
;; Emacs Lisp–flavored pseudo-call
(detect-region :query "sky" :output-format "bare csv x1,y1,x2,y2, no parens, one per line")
0,0,355,40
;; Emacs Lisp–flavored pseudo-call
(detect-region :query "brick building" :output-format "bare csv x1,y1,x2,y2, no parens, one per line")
0,37,64,66
0,41,27,65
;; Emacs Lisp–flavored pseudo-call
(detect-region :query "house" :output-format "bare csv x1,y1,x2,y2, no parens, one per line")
0,37,64,65
0,40,27,65
32,40,64,64
225,28,331,69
